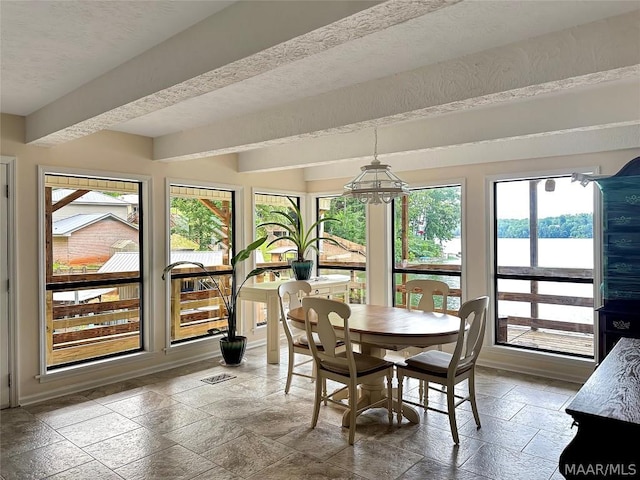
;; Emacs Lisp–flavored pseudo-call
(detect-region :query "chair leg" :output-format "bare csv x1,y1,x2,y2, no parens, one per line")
285,349,295,394
396,371,403,425
424,380,429,408
323,378,328,406
436,346,445,392
311,369,322,428
418,379,424,405
446,384,459,444
386,372,393,425
348,381,358,445
469,371,481,429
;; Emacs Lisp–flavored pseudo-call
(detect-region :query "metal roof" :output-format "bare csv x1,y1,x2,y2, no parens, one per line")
53,288,115,303
170,251,224,266
118,194,139,205
98,251,224,273
53,189,131,205
53,213,137,235
98,252,140,273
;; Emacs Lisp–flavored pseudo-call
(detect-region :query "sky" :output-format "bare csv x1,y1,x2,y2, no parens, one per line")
496,176,595,219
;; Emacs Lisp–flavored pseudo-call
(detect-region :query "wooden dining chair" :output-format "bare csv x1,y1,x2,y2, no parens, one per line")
302,297,395,445
278,281,346,394
396,295,490,444
405,279,450,315
278,281,313,393
404,278,451,403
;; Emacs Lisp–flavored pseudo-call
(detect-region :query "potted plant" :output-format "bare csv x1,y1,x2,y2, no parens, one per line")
162,236,274,365
257,197,340,280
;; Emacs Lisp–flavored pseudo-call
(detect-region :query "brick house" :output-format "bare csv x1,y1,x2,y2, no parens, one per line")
52,189,130,221
52,213,139,267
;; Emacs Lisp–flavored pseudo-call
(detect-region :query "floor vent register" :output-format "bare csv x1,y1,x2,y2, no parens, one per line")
201,373,236,385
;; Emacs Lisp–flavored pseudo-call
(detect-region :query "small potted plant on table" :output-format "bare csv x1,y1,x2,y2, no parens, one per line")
257,197,340,280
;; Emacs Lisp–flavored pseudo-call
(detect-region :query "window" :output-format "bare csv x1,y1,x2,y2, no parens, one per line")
167,184,235,343
254,193,300,281
317,195,366,303
392,185,462,312
43,173,144,370
251,193,300,326
493,175,595,358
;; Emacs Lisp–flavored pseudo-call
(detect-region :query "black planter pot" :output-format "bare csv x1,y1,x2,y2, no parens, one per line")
291,260,313,280
219,335,247,366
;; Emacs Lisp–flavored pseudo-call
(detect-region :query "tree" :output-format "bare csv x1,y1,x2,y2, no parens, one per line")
498,213,593,239
394,187,461,261
323,197,366,246
171,198,223,250
408,188,460,242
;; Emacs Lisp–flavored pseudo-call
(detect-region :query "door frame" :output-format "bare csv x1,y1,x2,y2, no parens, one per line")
1,156,18,407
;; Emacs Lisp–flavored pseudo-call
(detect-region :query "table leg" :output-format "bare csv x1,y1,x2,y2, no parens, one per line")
340,344,420,426
396,398,420,424
340,388,421,426
266,295,280,364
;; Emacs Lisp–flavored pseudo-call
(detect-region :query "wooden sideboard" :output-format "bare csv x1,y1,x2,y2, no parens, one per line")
559,337,640,479
239,275,350,364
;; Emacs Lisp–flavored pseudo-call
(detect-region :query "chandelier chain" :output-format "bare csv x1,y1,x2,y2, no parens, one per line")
373,128,378,163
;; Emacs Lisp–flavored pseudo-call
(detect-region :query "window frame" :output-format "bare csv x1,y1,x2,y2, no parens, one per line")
248,188,304,331
314,193,368,303
252,188,305,276
164,178,243,350
487,166,602,360
391,180,466,313
38,166,151,378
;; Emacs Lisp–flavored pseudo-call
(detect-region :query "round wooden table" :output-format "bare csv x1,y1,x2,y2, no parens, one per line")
287,303,463,425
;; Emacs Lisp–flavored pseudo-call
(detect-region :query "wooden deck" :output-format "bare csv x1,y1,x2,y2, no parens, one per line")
505,325,594,357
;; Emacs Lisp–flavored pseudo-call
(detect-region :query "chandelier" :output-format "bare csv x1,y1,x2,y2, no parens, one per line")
343,128,409,204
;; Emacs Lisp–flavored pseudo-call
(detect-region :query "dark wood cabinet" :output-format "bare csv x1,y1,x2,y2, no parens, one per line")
559,337,640,479
595,156,640,362
597,307,640,362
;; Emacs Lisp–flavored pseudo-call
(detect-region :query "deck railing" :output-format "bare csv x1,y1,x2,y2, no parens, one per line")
47,265,595,366
47,291,141,366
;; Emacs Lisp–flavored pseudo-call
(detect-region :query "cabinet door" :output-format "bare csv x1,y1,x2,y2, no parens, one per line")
603,313,640,336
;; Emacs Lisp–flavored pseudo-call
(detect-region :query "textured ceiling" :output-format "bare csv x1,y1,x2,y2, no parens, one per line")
1,0,639,179
0,0,234,115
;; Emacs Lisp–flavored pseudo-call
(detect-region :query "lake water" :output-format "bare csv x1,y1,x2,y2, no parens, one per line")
445,237,594,268
445,237,596,324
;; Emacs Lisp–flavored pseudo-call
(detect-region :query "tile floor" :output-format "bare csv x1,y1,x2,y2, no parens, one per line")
0,345,581,480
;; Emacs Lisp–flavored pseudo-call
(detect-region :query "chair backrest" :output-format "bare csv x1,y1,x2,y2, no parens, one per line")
450,296,490,374
278,281,312,340
405,279,450,313
302,297,354,375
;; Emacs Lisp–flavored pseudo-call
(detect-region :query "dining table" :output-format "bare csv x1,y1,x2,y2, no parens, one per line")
287,303,464,425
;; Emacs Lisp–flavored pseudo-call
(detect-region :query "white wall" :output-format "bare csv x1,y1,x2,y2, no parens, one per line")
308,148,640,383
1,114,307,405
2,111,639,403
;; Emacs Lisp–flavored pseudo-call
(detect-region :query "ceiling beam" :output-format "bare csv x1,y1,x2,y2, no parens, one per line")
303,124,640,182
26,0,464,146
153,12,640,163
236,80,640,172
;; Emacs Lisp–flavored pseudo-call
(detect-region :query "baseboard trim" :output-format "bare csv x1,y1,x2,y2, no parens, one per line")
18,339,592,406
19,340,267,406
478,345,595,384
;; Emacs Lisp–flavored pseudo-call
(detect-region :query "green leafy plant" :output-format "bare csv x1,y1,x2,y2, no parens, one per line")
162,236,276,341
257,197,340,262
